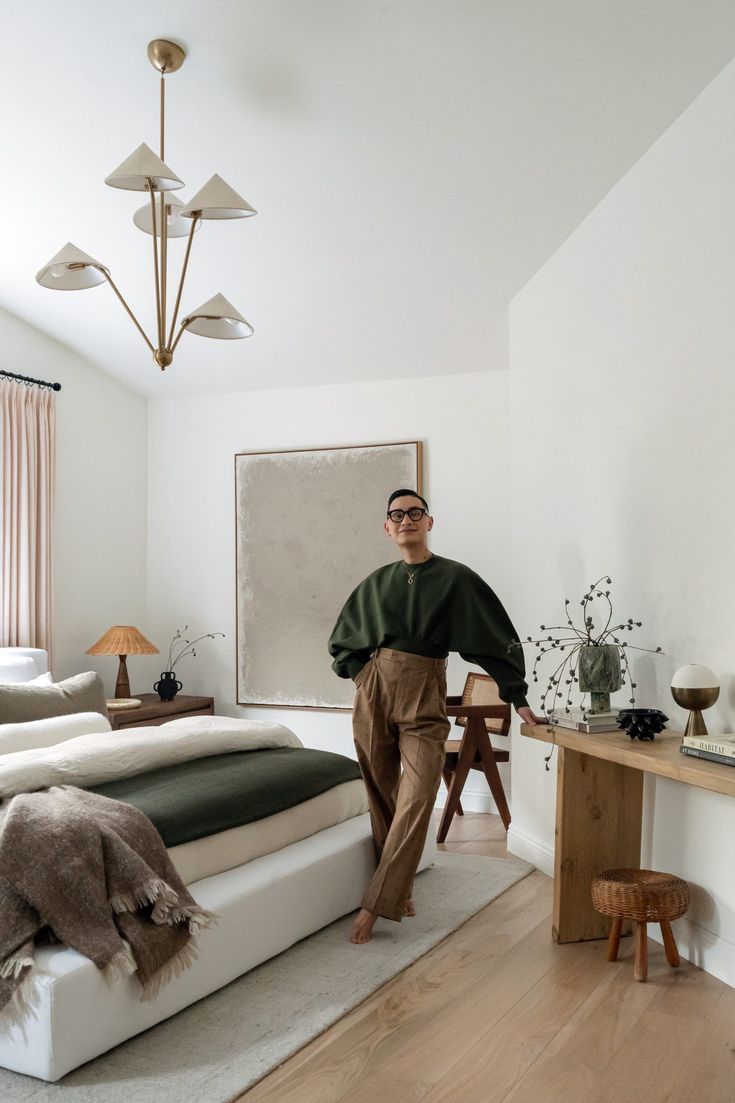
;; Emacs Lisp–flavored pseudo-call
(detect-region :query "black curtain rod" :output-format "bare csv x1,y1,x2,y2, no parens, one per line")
0,369,61,392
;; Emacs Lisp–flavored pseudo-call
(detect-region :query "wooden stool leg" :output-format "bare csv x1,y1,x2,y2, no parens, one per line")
660,919,680,967
634,921,648,982
607,917,623,962
442,769,463,815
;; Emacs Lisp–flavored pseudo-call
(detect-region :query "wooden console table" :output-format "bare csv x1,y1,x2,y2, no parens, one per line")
520,723,735,944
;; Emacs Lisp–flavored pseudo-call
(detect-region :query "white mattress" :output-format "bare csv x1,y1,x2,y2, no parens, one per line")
169,778,368,883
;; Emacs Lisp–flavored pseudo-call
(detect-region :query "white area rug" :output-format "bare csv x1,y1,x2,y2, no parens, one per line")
0,852,532,1103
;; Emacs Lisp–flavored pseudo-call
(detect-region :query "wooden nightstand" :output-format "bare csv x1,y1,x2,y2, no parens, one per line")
107,693,215,731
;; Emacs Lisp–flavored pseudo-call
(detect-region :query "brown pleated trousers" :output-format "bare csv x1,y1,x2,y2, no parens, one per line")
352,647,450,921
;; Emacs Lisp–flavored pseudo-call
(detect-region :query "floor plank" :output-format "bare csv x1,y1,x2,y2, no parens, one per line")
586,965,729,1103
238,813,730,1103
667,982,735,1103
380,930,605,1103
242,873,552,1103
498,951,662,1102
434,812,490,842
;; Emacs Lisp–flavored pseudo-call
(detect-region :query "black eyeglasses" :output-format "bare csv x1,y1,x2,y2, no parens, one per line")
386,507,427,523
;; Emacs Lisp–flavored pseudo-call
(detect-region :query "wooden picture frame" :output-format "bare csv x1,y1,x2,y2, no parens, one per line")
235,441,422,708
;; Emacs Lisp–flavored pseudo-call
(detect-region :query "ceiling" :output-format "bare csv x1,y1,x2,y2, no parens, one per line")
3,0,735,397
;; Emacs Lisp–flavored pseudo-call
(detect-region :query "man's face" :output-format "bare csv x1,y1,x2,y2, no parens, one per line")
384,495,433,549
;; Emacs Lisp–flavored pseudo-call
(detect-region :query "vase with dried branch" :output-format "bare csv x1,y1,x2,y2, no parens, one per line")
510,575,663,719
154,626,225,701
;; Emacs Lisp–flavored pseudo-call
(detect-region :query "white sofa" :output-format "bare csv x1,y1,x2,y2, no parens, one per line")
0,647,49,683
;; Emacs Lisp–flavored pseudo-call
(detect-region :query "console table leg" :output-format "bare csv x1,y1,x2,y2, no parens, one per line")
553,747,643,943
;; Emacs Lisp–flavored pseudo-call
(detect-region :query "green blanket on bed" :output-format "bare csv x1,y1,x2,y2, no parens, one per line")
86,747,362,848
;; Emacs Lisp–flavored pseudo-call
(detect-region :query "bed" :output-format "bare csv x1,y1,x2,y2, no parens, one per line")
0,710,436,1082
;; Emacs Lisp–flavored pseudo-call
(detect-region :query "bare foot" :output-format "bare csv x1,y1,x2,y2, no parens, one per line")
404,899,416,917
351,908,378,944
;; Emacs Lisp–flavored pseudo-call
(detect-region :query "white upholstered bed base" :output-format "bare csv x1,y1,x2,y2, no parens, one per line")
0,812,436,1082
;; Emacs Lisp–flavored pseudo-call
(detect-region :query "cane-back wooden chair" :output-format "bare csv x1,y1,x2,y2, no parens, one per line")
437,672,511,843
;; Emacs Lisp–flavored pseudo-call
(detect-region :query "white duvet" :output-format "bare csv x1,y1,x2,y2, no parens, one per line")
0,715,303,800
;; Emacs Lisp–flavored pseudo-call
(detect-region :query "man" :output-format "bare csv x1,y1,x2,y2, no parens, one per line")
328,489,544,944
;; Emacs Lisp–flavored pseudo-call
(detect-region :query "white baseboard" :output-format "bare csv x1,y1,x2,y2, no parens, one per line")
434,789,497,815
506,825,554,877
434,765,511,817
647,916,735,989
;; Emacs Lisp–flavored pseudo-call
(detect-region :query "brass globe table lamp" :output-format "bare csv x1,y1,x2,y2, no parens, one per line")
671,664,719,739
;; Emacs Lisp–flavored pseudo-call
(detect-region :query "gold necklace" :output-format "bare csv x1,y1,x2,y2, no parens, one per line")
402,553,431,584
402,561,418,584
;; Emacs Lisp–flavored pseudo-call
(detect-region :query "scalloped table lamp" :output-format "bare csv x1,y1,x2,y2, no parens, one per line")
85,626,159,699
671,664,720,738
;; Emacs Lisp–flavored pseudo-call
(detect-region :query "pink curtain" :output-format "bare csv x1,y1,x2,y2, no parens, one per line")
0,380,56,649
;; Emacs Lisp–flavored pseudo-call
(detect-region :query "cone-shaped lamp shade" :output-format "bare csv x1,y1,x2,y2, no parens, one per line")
36,243,108,290
182,293,254,339
180,174,256,219
105,142,184,192
85,625,159,701
133,194,201,237
85,625,159,656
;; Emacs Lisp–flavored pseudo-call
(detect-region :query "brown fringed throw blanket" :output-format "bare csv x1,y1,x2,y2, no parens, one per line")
0,785,213,1023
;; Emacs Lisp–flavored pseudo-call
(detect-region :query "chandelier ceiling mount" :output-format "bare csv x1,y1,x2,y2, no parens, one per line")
147,38,186,74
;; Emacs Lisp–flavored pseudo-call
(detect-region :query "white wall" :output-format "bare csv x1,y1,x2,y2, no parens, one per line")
0,306,148,687
145,370,515,811
508,59,735,984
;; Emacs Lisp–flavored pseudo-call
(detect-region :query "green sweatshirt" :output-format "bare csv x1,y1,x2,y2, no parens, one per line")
328,554,528,709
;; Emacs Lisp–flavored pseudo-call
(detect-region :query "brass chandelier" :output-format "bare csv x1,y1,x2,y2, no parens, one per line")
36,39,255,371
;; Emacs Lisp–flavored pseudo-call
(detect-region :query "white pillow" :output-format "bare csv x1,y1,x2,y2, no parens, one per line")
0,711,112,756
27,671,54,685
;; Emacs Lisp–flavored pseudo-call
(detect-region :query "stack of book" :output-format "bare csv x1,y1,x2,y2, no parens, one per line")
680,733,735,767
547,707,621,734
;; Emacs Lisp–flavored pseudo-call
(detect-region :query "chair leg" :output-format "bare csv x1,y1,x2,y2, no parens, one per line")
475,726,511,831
660,919,680,967
607,917,623,962
436,733,476,843
442,769,463,815
634,921,648,982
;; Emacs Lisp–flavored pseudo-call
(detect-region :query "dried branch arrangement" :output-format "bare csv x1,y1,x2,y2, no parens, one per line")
167,626,225,670
510,575,663,719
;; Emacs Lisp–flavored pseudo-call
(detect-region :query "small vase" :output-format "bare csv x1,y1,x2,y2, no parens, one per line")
154,671,182,701
578,644,621,713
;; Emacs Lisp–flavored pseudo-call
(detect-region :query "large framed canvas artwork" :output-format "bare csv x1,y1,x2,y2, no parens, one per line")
235,441,422,708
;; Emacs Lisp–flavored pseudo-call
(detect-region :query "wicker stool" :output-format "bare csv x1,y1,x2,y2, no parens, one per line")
591,869,690,982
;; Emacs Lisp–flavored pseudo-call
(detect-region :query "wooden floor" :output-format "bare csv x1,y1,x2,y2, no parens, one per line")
238,813,735,1103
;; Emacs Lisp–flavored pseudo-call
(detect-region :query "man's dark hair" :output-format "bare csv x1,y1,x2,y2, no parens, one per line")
387,488,428,511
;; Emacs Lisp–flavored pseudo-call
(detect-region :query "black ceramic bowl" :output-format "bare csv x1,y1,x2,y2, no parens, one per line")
616,708,668,741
